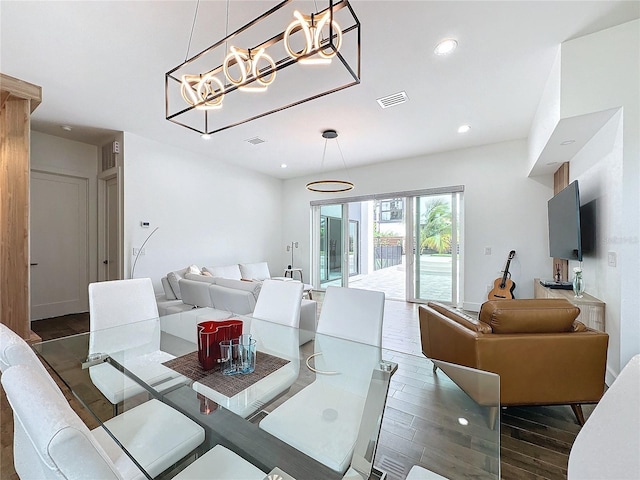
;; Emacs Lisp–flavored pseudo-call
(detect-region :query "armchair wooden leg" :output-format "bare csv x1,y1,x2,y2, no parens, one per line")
571,404,585,425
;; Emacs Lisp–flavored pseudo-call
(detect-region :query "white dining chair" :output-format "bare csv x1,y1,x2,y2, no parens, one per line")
88,278,181,411
2,364,206,480
251,278,304,327
193,292,304,417
259,286,385,473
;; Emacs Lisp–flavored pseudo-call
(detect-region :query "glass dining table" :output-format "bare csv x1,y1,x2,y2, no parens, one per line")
33,307,398,480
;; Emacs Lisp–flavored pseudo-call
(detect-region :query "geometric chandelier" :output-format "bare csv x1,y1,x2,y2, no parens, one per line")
165,0,361,136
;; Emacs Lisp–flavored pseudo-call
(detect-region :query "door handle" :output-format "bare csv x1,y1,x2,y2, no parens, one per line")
30,263,38,266
103,260,109,264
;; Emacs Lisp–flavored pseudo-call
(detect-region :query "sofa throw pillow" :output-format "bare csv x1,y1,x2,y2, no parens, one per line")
167,267,189,300
239,262,271,281
161,277,177,300
204,264,242,280
187,264,202,275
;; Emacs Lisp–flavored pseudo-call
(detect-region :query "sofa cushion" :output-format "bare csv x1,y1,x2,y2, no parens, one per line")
427,302,492,334
214,278,262,298
479,299,580,334
239,262,271,281
184,272,217,285
161,277,176,301
203,264,242,280
167,268,189,300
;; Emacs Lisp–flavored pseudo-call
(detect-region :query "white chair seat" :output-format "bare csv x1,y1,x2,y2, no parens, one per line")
406,465,450,480
193,362,299,418
193,316,300,418
93,399,205,480
260,382,366,473
90,350,183,405
173,444,266,480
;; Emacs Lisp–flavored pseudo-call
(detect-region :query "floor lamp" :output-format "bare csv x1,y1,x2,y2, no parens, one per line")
131,227,159,278
286,241,299,270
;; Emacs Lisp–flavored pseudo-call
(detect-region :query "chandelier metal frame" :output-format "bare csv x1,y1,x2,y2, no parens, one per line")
165,0,361,136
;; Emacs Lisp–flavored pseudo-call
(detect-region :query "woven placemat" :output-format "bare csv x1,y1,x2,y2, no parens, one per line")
162,351,290,398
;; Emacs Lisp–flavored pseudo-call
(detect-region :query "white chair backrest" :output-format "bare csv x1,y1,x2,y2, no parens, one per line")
89,278,159,354
0,324,65,398
0,322,27,373
2,365,123,480
252,279,304,328
317,286,385,347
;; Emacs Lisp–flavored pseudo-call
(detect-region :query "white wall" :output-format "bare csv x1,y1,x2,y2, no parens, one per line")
122,133,284,293
30,132,99,287
561,19,640,377
570,111,623,382
283,139,553,310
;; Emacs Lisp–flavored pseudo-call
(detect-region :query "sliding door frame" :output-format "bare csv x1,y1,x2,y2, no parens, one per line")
311,186,464,304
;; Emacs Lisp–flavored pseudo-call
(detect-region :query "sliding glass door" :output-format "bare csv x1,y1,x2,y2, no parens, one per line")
312,187,462,305
411,193,460,303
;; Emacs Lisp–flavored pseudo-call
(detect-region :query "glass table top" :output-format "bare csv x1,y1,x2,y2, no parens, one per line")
34,307,500,480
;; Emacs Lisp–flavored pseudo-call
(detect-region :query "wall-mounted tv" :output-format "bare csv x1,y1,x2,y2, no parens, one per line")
548,180,584,261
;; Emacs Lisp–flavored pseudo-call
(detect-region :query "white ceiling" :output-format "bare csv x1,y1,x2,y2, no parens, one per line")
2,1,638,180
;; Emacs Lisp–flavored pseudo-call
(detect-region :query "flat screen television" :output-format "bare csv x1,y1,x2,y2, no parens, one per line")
548,180,583,261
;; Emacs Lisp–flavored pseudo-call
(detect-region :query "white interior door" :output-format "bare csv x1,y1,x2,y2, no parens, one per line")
30,171,89,319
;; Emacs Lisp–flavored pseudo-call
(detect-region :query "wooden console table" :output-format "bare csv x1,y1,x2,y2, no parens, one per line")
533,278,605,331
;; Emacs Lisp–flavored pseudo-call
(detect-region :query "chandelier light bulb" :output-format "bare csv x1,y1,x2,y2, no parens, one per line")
284,9,342,65
224,46,276,92
181,73,225,110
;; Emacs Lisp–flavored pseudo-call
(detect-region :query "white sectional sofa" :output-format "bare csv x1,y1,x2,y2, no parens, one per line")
155,262,317,341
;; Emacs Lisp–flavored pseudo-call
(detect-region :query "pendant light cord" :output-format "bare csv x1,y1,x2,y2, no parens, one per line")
335,138,352,181
184,0,201,62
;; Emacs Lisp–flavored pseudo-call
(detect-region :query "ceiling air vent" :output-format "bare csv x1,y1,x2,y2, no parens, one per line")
376,91,409,109
246,136,266,145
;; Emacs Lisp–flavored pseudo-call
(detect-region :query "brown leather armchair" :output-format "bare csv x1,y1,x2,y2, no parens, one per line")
419,299,609,425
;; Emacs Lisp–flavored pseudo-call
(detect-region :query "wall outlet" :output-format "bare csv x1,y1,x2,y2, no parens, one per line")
484,247,492,255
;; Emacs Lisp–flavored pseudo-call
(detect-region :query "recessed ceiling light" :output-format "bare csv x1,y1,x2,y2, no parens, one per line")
434,38,458,56
457,124,471,133
280,163,287,169
60,125,72,132
560,140,575,145
201,133,211,140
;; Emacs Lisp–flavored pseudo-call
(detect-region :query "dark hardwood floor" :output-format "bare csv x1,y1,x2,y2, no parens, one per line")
1,304,593,479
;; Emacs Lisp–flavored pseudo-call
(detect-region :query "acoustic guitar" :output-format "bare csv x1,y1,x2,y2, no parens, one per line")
488,250,516,300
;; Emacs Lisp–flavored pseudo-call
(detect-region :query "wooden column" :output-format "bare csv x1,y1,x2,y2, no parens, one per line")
553,162,570,281
1,73,42,340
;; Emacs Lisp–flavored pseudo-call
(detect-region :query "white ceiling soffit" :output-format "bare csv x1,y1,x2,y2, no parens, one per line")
530,108,621,177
